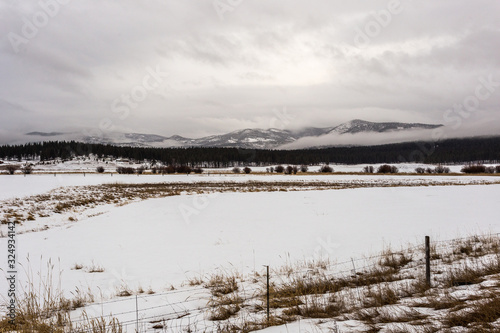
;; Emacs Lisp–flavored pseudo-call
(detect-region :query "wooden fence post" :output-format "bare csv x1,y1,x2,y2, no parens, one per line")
425,236,431,287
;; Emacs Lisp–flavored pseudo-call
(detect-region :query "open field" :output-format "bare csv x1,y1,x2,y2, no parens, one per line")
1,170,500,332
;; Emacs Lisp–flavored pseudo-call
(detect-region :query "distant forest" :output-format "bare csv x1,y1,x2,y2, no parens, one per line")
1,136,500,167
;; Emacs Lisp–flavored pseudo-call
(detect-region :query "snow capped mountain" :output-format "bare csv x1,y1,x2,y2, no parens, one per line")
20,120,442,149
161,120,441,148
178,128,298,149
81,133,172,147
329,119,442,135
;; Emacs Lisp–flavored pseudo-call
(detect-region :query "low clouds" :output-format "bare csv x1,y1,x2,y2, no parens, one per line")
0,0,499,144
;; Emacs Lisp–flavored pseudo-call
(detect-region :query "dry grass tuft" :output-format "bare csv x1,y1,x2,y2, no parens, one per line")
445,294,500,328
205,274,239,296
380,252,413,270
363,284,400,308
0,262,121,332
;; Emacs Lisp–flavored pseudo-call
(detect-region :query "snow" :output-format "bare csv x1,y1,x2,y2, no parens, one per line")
1,171,498,202
5,185,498,291
1,169,500,331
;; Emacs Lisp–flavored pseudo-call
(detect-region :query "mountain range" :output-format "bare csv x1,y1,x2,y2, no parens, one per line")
24,119,442,149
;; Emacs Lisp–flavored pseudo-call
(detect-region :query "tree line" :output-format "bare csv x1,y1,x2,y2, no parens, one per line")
1,136,500,166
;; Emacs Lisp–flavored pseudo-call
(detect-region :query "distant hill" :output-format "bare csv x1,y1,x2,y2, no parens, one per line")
26,132,65,137
21,120,442,149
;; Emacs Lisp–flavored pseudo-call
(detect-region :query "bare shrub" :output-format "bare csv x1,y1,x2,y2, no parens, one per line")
6,165,19,175
232,167,241,174
136,166,145,174
275,165,285,173
461,164,486,173
116,167,135,174
300,165,308,172
415,167,425,174
363,165,374,173
485,166,496,174
243,166,251,174
377,164,398,173
176,165,192,174
319,165,333,173
434,165,450,174
22,164,33,174
165,165,176,174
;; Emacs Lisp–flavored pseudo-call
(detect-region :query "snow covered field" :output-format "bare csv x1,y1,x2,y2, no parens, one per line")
1,171,499,201
1,170,500,331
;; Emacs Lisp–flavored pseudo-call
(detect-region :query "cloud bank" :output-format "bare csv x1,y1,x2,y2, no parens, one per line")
0,0,499,144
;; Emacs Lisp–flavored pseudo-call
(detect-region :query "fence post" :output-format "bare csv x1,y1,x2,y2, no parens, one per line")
351,258,362,305
135,295,139,333
266,265,270,322
425,236,431,287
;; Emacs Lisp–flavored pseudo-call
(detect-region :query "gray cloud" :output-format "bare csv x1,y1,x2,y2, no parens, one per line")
0,0,499,144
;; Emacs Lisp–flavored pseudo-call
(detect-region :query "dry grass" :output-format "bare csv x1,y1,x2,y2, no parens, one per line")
220,315,290,333
116,285,133,297
206,273,245,322
0,261,121,332
199,234,500,332
445,294,500,328
205,273,239,297
363,284,400,307
282,295,344,319
187,275,204,286
443,255,500,287
380,251,413,270
208,304,241,321
413,291,465,311
270,274,344,299
3,179,500,234
354,306,427,325
72,312,123,333
72,263,84,270
85,262,105,273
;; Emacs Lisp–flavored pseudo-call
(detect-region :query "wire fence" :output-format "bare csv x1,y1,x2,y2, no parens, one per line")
68,232,500,332
10,232,500,332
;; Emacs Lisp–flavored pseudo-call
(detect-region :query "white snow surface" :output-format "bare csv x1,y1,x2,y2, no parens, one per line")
1,170,500,331
1,170,498,201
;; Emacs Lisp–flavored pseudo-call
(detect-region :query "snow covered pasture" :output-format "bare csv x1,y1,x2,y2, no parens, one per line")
1,171,500,332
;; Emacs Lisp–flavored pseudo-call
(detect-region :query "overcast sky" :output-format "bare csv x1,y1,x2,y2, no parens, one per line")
1,0,499,143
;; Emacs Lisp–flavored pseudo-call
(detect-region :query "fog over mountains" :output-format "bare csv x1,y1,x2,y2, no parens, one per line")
17,120,443,150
